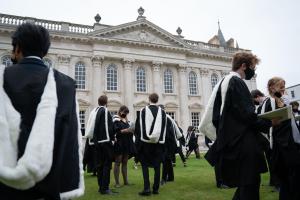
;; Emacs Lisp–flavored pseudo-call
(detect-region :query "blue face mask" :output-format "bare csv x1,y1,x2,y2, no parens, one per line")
244,67,255,80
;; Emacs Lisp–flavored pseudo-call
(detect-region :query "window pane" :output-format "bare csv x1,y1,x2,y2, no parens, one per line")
191,112,200,128
107,64,118,91
75,62,86,89
211,73,219,90
189,72,198,95
1,55,13,67
164,69,173,93
136,67,146,92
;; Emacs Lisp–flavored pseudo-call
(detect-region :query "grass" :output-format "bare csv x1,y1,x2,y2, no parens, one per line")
78,156,278,200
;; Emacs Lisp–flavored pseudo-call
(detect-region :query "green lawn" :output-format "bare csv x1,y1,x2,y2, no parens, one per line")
78,156,278,200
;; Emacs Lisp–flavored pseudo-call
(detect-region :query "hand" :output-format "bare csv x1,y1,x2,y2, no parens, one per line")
271,118,281,126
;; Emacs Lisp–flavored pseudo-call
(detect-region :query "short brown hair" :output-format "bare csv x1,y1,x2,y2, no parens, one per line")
118,105,129,115
267,77,285,95
232,52,260,71
290,101,299,107
98,95,108,106
149,93,159,103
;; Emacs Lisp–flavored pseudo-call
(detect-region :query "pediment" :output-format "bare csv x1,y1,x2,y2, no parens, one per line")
134,100,149,108
165,102,179,108
78,99,90,107
188,103,202,109
90,20,188,48
107,100,122,107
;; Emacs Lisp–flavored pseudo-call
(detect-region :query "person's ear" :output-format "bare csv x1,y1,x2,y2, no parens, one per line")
241,63,247,70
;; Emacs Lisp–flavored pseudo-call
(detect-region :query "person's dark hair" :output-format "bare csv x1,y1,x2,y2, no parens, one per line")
149,93,159,103
232,52,260,71
290,101,299,107
11,23,50,58
158,104,165,110
98,95,108,106
118,105,129,115
187,126,194,132
251,89,265,99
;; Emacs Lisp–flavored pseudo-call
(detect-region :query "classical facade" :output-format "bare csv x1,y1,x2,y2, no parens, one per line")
0,8,257,136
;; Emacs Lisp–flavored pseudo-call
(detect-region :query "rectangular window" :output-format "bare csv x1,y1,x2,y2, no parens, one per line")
79,110,86,135
291,90,295,98
166,112,175,120
191,112,200,128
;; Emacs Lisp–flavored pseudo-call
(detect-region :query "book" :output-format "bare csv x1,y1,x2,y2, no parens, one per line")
258,105,292,122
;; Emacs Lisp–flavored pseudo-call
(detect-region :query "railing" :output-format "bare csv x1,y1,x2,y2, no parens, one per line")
0,13,94,34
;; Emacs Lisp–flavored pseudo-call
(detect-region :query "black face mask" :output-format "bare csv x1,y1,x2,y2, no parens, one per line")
293,109,299,113
254,101,260,105
11,57,18,65
120,114,126,118
274,91,282,98
244,67,255,80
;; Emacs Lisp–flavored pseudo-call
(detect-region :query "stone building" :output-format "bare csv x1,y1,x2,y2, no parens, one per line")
0,8,257,137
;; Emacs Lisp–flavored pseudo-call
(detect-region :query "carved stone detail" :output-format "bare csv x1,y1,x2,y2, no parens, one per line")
57,54,71,64
221,71,230,77
200,68,209,76
178,64,187,73
123,58,135,70
152,61,162,72
91,56,104,66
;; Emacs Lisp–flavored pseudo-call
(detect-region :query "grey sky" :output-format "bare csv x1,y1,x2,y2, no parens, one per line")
1,0,299,93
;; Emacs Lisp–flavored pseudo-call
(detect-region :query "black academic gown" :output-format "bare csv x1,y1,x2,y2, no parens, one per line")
260,98,300,200
134,105,166,168
206,76,271,187
1,58,81,200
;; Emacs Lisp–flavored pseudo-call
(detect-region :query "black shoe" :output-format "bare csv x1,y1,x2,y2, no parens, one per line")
100,189,118,195
160,180,166,186
152,190,159,195
138,190,151,196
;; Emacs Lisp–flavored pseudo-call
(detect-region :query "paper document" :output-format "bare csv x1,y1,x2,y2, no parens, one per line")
128,121,135,133
258,105,292,122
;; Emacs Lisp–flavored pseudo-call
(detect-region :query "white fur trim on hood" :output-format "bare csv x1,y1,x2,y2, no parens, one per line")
0,66,57,190
198,72,239,140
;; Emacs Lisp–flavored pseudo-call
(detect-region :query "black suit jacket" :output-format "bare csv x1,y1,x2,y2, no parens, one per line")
1,57,81,200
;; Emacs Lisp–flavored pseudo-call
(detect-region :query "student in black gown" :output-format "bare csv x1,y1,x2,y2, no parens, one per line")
113,105,135,187
202,52,278,200
0,23,83,199
91,95,116,195
134,93,167,196
185,126,200,159
253,89,280,190
259,77,300,200
159,105,184,185
172,124,186,167
290,101,300,126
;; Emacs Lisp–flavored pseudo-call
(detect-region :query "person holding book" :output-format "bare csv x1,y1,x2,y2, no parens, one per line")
258,77,300,200
200,52,279,200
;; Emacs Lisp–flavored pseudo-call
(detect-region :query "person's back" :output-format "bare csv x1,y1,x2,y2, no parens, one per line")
0,23,83,200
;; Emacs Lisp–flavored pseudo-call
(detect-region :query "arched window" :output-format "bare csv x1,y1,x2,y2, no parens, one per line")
1,55,13,67
164,69,173,93
188,71,198,95
211,73,219,90
43,58,52,67
107,64,118,91
136,67,146,92
75,62,85,89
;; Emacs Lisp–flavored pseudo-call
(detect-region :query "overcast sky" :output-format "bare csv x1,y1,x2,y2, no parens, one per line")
1,0,299,93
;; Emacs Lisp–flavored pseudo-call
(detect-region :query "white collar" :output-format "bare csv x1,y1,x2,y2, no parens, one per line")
229,71,241,78
25,56,42,60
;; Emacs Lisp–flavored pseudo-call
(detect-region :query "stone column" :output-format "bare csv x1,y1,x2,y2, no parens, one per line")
178,64,189,134
91,56,104,106
57,54,70,76
200,68,210,106
123,58,135,121
152,61,162,95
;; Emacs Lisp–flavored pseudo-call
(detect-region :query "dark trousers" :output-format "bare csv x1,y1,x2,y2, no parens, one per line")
172,148,186,164
162,158,174,181
97,159,112,192
279,166,300,200
141,163,161,191
232,184,260,200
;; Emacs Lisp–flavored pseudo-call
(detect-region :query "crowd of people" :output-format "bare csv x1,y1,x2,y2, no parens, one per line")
1,23,300,200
